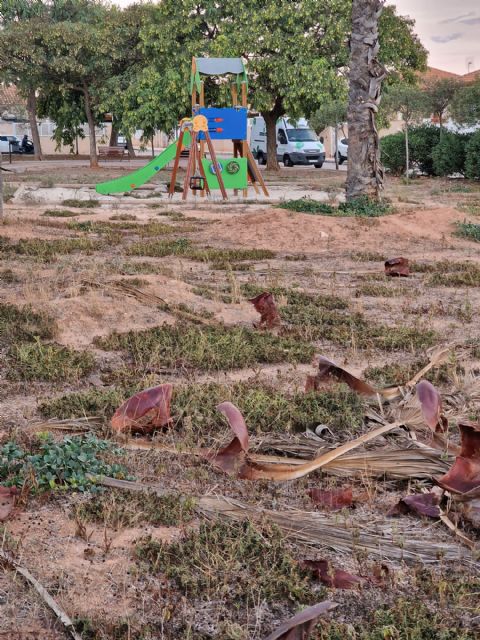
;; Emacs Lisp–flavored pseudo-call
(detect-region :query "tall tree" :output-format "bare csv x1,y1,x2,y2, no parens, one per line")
381,84,429,180
310,99,348,170
346,0,387,201
451,80,480,127
423,77,462,135
0,0,47,160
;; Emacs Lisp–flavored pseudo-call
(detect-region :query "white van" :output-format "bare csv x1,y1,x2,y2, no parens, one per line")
250,116,325,168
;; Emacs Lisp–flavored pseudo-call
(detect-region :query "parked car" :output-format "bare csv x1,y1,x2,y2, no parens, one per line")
250,116,325,168
337,138,348,164
0,135,21,153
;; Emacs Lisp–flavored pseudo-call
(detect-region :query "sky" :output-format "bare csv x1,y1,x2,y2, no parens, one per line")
113,1,480,76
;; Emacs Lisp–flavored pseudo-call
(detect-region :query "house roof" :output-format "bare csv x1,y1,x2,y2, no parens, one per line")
420,66,480,84
0,85,24,109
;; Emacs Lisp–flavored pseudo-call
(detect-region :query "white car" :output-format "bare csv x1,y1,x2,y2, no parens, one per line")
337,138,348,164
0,135,21,153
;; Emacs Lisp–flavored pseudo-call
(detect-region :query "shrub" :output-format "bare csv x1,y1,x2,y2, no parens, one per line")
381,132,406,175
456,221,480,242
338,196,392,217
278,199,335,214
465,130,480,179
409,124,441,175
432,132,472,177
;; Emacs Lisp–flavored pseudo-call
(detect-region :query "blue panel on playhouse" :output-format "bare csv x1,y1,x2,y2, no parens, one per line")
195,107,248,141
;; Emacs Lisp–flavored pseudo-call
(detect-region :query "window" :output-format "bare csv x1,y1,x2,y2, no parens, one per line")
286,128,318,142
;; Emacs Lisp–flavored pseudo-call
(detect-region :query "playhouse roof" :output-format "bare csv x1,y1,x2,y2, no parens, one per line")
191,57,247,93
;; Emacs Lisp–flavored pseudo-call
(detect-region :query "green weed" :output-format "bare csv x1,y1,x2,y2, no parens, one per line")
0,303,56,344
41,209,80,217
338,196,392,217
39,387,125,420
456,221,480,242
0,236,103,261
135,520,315,604
278,198,335,215
127,238,275,262
0,434,127,492
355,283,404,297
7,339,94,382
95,323,314,371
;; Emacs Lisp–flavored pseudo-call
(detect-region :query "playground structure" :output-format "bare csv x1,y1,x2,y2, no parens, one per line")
96,57,269,199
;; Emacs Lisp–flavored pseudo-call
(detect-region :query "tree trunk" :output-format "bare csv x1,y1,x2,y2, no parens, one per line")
109,125,119,147
83,86,98,168
346,0,387,201
26,88,43,161
264,111,280,171
126,135,136,159
405,124,409,182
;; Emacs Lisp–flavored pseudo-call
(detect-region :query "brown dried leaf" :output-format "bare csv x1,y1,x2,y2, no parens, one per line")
388,492,441,519
202,402,252,477
303,559,363,589
306,356,378,396
111,384,173,434
0,486,17,521
416,380,446,432
437,421,480,494
307,486,353,511
248,291,282,329
263,601,337,640
385,257,409,277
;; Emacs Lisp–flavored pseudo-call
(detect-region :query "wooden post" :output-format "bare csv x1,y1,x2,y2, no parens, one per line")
204,131,228,200
169,129,185,198
183,130,197,201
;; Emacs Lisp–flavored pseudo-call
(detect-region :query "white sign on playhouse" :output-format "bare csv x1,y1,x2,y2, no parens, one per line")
250,116,325,167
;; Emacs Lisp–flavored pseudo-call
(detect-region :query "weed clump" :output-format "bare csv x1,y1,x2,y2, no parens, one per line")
364,358,461,387
95,324,314,371
7,340,94,382
136,520,314,604
76,490,196,528
278,198,335,215
174,382,365,440
0,236,102,261
42,209,81,217
0,303,56,344
241,283,348,311
456,221,480,242
355,283,404,297
62,199,98,208
338,196,392,217
39,387,125,420
0,434,127,491
127,237,275,262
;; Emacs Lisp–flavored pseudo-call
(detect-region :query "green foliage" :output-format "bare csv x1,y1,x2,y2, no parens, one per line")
451,80,480,127
136,520,315,604
0,434,127,492
0,303,55,344
465,130,480,180
338,196,392,217
381,132,406,175
94,323,314,371
278,199,335,215
423,77,462,128
309,99,348,133
409,124,441,175
456,221,480,242
432,132,472,177
76,490,196,528
7,339,95,382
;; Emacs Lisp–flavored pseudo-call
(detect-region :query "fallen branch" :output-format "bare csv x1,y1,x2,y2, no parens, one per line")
0,549,82,640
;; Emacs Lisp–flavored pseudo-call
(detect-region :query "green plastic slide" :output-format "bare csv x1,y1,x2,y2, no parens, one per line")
95,131,191,196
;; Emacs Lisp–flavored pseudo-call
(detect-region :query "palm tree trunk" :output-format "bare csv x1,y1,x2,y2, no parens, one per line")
83,85,98,168
26,89,43,161
346,0,387,201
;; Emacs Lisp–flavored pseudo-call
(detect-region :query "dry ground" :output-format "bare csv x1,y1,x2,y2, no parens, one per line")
0,162,479,639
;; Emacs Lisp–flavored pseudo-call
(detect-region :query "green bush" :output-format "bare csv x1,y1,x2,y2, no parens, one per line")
409,125,441,175
432,132,471,177
465,130,480,180
277,199,335,214
338,196,392,217
381,132,406,175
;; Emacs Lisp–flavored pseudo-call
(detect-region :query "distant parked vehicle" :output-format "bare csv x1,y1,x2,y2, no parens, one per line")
337,138,348,164
0,135,21,153
250,116,326,168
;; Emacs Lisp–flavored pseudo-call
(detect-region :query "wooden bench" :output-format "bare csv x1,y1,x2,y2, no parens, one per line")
98,146,127,161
